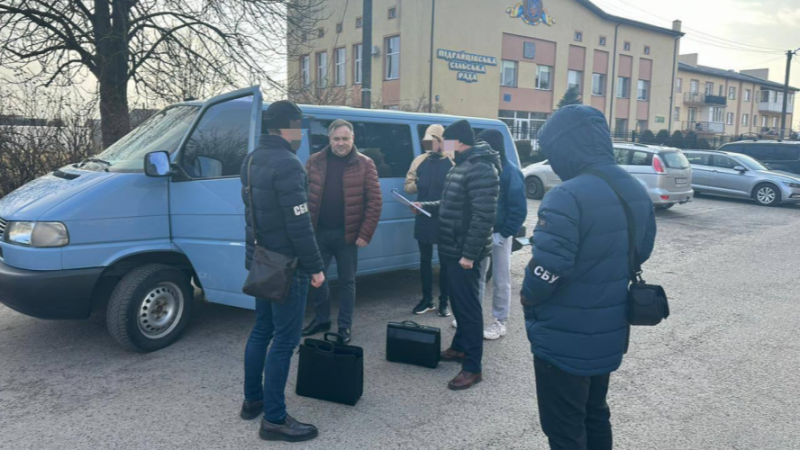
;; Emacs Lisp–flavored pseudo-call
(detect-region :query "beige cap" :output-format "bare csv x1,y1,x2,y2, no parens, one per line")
423,124,445,143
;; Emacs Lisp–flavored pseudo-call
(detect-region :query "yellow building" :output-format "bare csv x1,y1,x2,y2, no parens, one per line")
287,0,684,139
675,54,798,139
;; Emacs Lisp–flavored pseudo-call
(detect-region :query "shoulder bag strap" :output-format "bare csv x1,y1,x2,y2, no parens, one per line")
584,169,642,282
246,153,259,247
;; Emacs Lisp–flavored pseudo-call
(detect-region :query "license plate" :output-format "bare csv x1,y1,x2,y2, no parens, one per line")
675,178,688,186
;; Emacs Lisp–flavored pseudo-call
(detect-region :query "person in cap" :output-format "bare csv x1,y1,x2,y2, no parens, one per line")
413,119,500,391
521,105,656,449
404,124,454,317
239,100,326,442
474,129,528,340
301,119,383,344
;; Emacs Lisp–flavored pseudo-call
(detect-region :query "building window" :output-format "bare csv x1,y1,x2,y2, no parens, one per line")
644,46,651,55
760,90,771,103
705,82,714,96
745,89,752,102
318,28,325,39
676,78,682,93
615,118,629,135
719,85,724,97
690,80,699,94
568,70,583,92
335,48,346,86
674,107,680,121
599,36,607,46
624,42,631,51
536,65,552,90
498,110,549,140
711,107,724,123
688,107,697,123
728,86,736,100
637,80,649,101
301,55,310,88
617,77,631,98
726,112,735,126
754,115,758,126
385,36,400,80
356,17,363,28
742,114,749,126
636,120,648,132
762,115,768,127
388,7,397,19
354,44,363,85
592,73,606,96
575,31,583,42
501,60,518,87
336,23,343,34
317,52,328,88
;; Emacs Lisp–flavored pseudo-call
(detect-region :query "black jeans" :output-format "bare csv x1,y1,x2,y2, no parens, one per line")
311,227,359,329
418,242,449,304
534,356,612,450
447,258,484,374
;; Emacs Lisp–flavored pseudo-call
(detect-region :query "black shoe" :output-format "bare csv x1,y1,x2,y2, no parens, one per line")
338,327,351,344
437,301,451,317
302,319,331,337
240,399,263,420
413,299,436,315
259,415,319,442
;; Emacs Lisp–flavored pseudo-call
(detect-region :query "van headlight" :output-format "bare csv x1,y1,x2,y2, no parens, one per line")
5,222,69,247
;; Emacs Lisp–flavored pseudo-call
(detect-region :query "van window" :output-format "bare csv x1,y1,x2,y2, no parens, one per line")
684,152,711,165
613,148,629,164
774,146,800,161
180,99,251,178
417,124,486,146
629,151,651,166
741,144,774,161
310,120,414,178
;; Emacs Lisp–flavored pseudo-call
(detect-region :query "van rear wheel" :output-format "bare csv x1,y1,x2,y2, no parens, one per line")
107,264,193,352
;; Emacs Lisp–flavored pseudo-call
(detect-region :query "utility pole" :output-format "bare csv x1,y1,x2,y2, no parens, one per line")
361,0,373,109
428,0,436,113
780,49,795,141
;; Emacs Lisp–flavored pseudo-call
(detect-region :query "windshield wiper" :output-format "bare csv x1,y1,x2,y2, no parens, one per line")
73,157,112,171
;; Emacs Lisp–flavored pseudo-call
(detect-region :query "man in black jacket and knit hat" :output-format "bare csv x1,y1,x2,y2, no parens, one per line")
414,119,500,391
240,100,326,442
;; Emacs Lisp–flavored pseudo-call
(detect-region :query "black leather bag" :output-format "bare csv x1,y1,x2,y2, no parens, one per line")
386,321,441,369
242,154,298,304
586,169,670,326
296,333,364,406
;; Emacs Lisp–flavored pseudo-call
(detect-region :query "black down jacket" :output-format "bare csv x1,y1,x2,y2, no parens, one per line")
421,143,501,262
241,135,324,275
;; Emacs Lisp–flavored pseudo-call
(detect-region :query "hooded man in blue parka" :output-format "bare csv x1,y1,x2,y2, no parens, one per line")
521,105,657,450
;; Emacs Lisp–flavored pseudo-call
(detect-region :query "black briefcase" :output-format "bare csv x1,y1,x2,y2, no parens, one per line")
386,321,441,369
296,333,363,406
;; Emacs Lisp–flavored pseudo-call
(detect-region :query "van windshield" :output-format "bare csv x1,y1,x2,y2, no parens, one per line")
96,105,199,172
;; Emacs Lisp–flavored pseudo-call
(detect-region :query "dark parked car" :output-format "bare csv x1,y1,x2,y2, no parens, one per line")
719,141,800,175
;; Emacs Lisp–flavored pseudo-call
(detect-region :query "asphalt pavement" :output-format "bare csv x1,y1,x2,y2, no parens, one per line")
1,196,800,450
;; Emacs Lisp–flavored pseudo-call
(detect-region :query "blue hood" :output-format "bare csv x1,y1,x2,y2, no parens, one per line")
537,105,615,181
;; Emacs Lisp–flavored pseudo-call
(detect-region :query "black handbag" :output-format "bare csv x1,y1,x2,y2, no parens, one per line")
296,332,364,406
586,169,670,326
386,321,441,369
242,154,298,304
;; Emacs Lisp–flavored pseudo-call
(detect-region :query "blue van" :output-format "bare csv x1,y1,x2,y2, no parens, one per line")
0,87,521,351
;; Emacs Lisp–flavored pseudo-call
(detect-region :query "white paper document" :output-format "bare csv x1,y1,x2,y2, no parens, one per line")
391,188,432,217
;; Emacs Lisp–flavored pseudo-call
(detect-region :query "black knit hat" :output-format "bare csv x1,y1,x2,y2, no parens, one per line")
264,100,303,129
477,129,505,162
443,119,475,146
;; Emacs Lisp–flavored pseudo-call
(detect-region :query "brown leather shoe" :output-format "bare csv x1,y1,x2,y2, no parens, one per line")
448,371,482,391
440,348,465,362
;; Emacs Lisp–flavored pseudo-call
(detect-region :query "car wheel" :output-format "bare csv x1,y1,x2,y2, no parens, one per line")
656,203,675,210
107,264,194,352
753,183,781,207
526,177,544,200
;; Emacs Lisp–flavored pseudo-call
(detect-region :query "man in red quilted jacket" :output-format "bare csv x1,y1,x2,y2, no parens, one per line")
301,119,382,344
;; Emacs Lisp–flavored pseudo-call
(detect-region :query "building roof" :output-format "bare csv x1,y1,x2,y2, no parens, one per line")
679,62,799,91
575,0,684,37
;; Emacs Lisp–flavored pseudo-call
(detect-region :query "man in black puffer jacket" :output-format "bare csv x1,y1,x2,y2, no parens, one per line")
239,100,326,443
415,119,500,391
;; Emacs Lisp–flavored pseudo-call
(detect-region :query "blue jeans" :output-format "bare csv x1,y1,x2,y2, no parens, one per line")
243,272,309,423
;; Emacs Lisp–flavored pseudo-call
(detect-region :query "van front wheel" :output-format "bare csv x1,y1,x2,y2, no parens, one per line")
107,264,194,352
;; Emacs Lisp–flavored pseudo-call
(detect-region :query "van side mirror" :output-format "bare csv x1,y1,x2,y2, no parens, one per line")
144,151,172,177
734,165,747,173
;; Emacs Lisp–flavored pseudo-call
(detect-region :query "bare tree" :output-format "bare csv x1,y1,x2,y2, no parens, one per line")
0,0,324,148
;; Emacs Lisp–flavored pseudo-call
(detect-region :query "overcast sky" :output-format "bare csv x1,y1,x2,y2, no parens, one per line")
592,0,800,124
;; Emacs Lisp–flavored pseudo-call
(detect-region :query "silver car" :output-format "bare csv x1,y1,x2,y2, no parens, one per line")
683,150,800,206
522,143,694,209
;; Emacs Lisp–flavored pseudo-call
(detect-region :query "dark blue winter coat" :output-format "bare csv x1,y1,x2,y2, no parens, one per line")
521,105,657,377
476,129,527,238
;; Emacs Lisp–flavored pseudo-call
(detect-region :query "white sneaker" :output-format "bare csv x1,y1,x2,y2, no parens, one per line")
452,319,458,329
483,319,507,340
